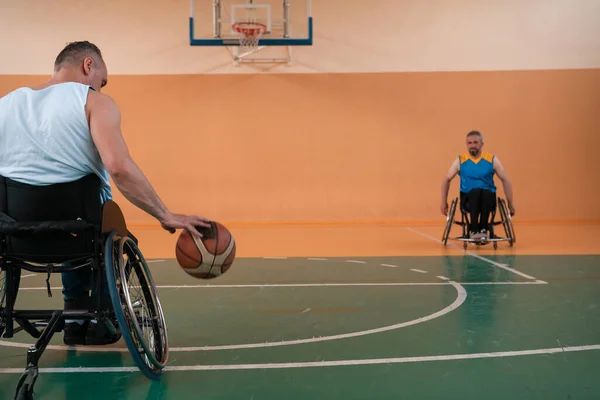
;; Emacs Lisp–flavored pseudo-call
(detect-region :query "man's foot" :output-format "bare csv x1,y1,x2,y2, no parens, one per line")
63,319,122,345
470,231,482,241
85,319,122,345
470,230,488,242
474,229,489,242
63,297,121,346
63,298,89,345
63,321,88,345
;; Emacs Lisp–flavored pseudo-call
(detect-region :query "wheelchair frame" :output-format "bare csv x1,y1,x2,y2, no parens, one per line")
0,200,169,400
441,196,516,250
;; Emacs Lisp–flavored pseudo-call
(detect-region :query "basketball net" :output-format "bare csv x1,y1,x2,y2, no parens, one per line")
232,21,267,53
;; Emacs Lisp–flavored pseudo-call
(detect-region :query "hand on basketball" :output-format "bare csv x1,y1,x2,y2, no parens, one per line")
160,213,211,237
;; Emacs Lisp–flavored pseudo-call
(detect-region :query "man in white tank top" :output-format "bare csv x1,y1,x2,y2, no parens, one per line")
0,41,211,345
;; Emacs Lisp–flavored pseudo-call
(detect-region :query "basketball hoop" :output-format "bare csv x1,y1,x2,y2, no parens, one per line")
232,21,267,53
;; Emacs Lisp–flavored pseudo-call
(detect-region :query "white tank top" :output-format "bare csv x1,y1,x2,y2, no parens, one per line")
0,82,112,203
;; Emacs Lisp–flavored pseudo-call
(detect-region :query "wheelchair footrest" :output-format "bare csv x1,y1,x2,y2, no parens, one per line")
64,320,122,346
456,237,509,242
11,309,96,320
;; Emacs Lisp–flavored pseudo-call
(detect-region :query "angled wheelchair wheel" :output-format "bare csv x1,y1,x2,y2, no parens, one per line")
104,232,169,380
0,269,6,338
442,198,458,245
498,199,516,246
505,202,516,244
118,235,169,369
0,267,20,339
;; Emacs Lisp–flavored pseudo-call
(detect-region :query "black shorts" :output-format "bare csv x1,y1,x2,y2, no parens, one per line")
460,189,496,213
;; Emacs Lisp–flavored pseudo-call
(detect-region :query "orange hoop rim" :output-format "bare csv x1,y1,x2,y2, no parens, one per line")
232,21,267,36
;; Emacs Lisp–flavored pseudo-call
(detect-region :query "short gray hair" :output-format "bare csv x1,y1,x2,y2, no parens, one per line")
54,41,104,71
467,130,484,142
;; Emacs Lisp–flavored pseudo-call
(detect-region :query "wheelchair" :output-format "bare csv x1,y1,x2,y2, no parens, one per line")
0,174,169,399
441,193,516,250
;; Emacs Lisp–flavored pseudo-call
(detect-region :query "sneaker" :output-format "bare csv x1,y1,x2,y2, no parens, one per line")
64,319,122,346
478,229,489,241
63,298,121,346
470,231,483,241
63,298,89,345
63,321,88,345
85,319,122,345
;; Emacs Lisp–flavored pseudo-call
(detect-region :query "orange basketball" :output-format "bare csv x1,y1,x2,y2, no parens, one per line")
175,221,236,279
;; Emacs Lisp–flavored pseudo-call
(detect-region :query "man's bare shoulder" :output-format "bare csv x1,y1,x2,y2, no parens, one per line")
87,89,118,108
85,90,121,122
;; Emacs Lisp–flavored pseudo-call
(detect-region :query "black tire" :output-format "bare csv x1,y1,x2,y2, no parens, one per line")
498,199,515,246
442,198,458,245
504,202,516,244
118,236,169,369
104,232,168,380
0,267,21,339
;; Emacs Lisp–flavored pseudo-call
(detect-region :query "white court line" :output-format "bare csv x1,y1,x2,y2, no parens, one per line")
380,264,398,268
16,280,548,292
1,281,467,353
146,259,165,263
438,274,543,285
20,274,36,279
18,283,451,291
345,260,366,264
462,281,547,285
0,344,598,373
308,258,328,261
405,227,542,282
1,280,548,354
410,269,427,274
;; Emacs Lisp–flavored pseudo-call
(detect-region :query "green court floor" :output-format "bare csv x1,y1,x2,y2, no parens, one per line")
1,254,599,399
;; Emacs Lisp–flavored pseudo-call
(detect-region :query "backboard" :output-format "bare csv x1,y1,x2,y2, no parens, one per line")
189,0,312,65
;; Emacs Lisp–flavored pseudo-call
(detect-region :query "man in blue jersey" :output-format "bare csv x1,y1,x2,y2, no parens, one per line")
0,41,211,345
441,131,515,241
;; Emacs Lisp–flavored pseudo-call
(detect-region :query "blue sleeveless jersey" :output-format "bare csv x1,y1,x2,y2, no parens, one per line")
458,152,496,193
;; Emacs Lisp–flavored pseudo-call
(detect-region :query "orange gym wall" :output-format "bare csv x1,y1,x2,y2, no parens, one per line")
1,0,599,228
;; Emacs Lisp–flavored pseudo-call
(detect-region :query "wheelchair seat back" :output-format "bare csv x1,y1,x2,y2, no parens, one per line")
0,174,103,263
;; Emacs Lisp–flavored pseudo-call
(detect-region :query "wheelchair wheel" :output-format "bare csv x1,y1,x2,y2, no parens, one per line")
104,232,169,380
498,199,516,246
0,267,20,339
118,235,169,369
505,202,516,244
442,198,458,245
0,269,6,338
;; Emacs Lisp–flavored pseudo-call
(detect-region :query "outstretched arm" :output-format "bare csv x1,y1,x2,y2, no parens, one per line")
87,90,211,236
441,158,460,215
493,157,515,215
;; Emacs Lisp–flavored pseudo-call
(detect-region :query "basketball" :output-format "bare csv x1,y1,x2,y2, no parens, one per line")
175,221,236,279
